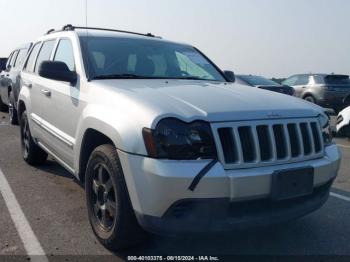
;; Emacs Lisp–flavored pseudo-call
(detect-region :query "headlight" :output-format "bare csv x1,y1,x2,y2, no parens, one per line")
142,118,217,160
318,113,333,146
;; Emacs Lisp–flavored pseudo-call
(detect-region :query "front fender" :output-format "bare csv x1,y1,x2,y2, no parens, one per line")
74,104,148,172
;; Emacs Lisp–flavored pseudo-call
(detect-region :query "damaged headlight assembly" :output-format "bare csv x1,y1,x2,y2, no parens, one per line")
318,113,333,147
142,118,217,160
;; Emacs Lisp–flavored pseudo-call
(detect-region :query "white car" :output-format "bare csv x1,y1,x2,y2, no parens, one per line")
337,106,350,137
18,25,341,250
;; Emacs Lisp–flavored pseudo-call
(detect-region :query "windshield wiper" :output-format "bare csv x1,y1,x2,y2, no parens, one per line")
176,76,208,80
91,74,151,80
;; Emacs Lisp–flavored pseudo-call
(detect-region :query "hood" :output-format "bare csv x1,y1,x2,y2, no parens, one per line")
93,79,323,126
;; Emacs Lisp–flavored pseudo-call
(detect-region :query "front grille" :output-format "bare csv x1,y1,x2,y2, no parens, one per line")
213,118,324,169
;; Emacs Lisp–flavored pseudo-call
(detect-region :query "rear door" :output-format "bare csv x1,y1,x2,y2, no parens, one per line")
21,42,44,139
11,47,31,103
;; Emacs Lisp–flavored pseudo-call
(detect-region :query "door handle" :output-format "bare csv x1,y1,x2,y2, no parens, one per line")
41,89,51,97
23,81,32,88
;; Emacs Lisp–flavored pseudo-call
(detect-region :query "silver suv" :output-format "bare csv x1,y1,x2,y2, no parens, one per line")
18,25,341,250
283,74,350,113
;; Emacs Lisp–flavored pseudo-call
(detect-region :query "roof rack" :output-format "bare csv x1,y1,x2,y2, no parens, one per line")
46,24,160,38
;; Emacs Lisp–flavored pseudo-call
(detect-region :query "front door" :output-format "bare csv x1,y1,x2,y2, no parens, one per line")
38,38,82,169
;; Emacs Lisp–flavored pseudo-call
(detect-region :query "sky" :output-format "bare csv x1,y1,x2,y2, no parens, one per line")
0,0,349,78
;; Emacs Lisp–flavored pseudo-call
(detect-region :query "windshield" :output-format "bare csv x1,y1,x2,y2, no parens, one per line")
239,75,279,86
80,36,225,81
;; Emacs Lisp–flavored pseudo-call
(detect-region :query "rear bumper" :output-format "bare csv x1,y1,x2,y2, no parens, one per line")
317,93,348,108
135,180,332,235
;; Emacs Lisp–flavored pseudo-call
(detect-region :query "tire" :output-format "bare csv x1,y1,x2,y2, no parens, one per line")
20,111,48,165
85,144,148,250
0,95,8,112
304,95,316,104
9,91,18,125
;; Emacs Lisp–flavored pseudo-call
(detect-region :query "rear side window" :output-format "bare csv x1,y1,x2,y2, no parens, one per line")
54,39,75,71
9,50,19,67
34,40,56,73
14,48,28,67
24,43,41,73
295,75,309,85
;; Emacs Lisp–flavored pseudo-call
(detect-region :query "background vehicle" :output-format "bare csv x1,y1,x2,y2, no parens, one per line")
235,74,294,95
282,74,350,113
0,58,7,71
0,43,32,123
18,25,340,251
336,94,350,138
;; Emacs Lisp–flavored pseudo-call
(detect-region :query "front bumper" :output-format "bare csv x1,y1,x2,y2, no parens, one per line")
136,180,332,235
118,144,341,234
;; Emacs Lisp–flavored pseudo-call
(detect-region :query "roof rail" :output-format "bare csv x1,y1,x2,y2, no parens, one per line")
46,24,160,38
46,28,55,34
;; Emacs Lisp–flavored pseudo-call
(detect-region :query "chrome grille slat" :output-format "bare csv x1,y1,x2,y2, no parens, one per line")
307,122,315,155
295,123,305,158
213,118,324,170
267,124,277,162
251,126,261,163
283,124,292,160
232,127,244,164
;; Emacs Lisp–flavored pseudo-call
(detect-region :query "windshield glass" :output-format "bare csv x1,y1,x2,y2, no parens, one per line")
239,75,279,86
80,36,225,81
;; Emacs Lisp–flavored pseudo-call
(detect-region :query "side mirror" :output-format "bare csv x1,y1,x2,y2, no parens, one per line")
39,61,77,85
343,94,350,107
223,70,235,83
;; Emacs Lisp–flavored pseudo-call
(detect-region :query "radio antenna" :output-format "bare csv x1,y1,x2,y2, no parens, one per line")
85,0,88,27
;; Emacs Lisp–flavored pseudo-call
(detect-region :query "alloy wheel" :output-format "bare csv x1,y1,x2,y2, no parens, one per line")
21,117,30,159
90,163,117,231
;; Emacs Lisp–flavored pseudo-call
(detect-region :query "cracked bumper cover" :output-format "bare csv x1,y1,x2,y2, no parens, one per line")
118,144,341,234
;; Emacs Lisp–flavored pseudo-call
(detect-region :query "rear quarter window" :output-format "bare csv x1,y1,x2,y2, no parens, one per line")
14,48,28,68
9,50,19,67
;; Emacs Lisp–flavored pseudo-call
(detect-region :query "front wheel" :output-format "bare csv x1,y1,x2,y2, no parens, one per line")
20,111,48,165
85,144,148,250
304,95,316,104
9,91,18,125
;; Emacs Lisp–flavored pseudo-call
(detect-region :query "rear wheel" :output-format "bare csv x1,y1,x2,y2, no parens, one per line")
85,144,148,250
9,91,18,125
20,111,48,165
0,95,7,112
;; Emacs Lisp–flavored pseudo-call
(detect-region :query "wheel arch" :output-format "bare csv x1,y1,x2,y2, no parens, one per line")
302,92,316,100
77,128,116,184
